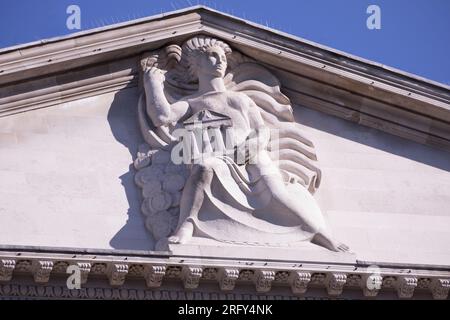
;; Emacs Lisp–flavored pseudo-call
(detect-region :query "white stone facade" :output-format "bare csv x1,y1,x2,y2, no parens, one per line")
0,6,449,299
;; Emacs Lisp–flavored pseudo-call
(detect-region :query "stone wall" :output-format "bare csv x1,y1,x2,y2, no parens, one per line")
0,87,154,250
0,87,449,267
294,106,450,266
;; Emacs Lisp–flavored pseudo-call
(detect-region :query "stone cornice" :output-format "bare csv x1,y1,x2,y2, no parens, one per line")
0,5,449,151
0,249,449,299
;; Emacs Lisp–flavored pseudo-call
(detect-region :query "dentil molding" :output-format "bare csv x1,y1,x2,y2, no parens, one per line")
0,250,449,299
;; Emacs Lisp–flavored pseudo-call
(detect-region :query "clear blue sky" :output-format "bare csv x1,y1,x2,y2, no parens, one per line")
0,0,449,85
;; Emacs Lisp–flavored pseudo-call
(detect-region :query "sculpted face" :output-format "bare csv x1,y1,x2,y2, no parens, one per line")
197,46,227,78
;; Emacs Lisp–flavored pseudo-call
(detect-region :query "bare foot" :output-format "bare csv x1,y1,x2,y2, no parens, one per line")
311,232,350,252
168,221,194,244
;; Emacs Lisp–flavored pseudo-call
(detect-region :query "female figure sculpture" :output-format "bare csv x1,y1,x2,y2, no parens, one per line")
136,36,348,252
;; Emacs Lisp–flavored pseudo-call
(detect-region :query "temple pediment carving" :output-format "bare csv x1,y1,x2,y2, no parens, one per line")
0,6,449,300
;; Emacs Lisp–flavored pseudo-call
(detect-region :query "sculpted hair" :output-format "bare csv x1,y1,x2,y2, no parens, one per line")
180,36,232,82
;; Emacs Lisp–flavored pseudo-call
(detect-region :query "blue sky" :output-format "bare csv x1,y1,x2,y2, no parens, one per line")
0,0,449,85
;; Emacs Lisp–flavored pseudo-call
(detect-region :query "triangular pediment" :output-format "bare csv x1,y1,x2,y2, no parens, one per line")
0,6,450,300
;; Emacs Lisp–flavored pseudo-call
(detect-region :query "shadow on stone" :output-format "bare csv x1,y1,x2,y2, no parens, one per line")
106,86,155,251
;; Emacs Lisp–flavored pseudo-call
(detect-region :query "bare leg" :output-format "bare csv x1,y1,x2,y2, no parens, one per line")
264,174,350,252
168,162,214,244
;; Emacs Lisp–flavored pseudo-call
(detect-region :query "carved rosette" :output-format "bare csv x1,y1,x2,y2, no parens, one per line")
166,266,182,278
0,260,16,282
310,273,327,286
52,261,69,273
274,271,290,283
128,264,145,277
202,267,219,281
15,260,32,273
346,274,362,287
238,269,255,282
291,271,311,295
382,275,397,288
91,263,107,275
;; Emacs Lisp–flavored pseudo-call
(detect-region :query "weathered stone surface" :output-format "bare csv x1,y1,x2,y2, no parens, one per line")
0,5,449,300
137,35,344,252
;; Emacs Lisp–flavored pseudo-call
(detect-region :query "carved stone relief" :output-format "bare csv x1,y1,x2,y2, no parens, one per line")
135,35,348,252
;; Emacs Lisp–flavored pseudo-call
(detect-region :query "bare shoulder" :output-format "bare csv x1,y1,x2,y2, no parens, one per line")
231,91,251,100
227,91,255,107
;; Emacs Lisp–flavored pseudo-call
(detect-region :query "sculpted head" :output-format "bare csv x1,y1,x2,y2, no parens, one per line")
182,36,232,82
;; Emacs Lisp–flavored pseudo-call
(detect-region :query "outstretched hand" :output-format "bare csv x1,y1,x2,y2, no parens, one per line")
141,52,167,86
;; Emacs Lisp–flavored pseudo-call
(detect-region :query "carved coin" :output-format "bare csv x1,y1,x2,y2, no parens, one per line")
134,166,164,187
147,191,172,213
142,180,162,198
163,173,185,192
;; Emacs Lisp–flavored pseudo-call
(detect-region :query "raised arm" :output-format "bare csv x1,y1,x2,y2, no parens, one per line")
143,67,190,127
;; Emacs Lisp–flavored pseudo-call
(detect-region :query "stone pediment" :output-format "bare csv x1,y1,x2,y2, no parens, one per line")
0,5,449,151
0,6,450,300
